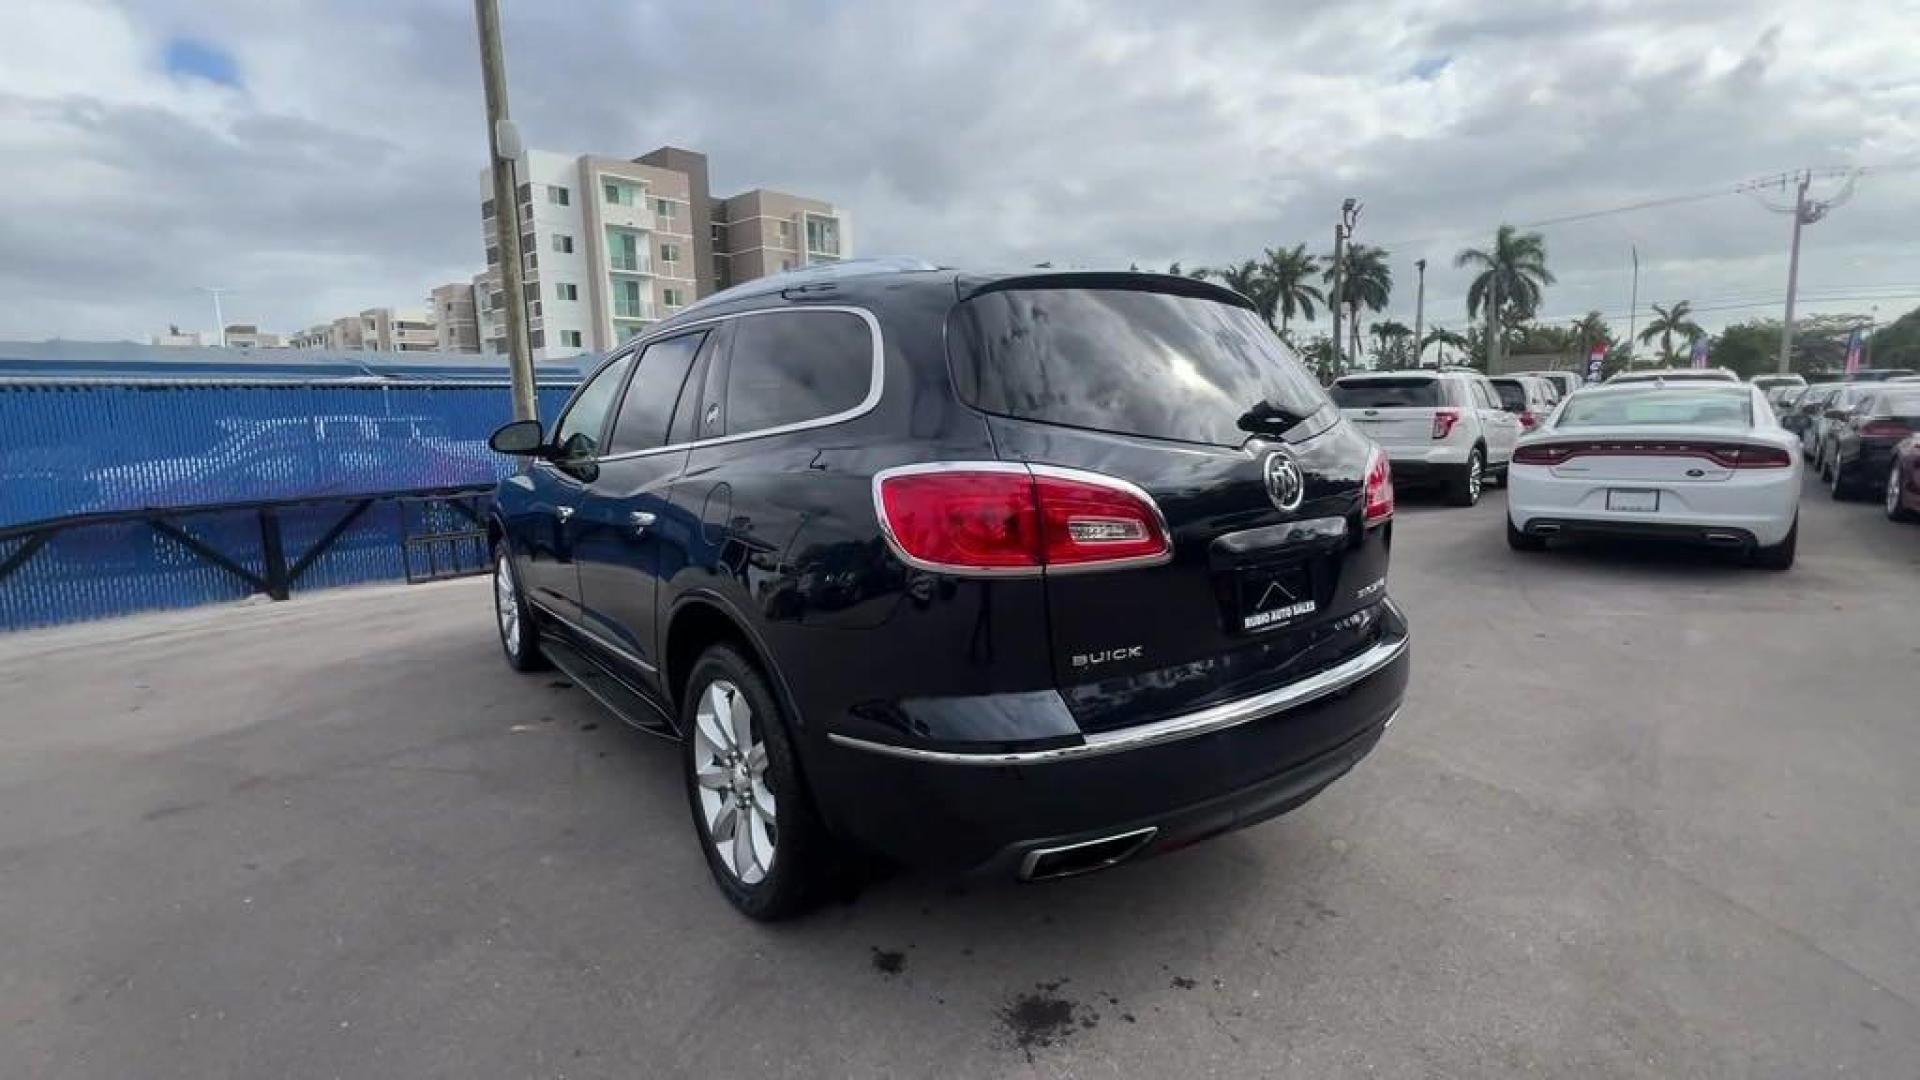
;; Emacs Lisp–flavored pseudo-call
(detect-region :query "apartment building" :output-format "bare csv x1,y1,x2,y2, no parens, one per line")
288,308,436,352
477,146,849,359
711,189,848,291
429,282,481,353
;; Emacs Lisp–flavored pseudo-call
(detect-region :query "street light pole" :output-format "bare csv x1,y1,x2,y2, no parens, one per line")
200,287,231,347
1412,258,1426,371
474,0,537,423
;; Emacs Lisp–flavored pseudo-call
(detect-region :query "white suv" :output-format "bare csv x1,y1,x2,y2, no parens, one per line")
1331,369,1523,506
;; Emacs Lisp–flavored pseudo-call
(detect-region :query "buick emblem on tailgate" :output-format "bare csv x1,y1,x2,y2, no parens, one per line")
1263,449,1304,511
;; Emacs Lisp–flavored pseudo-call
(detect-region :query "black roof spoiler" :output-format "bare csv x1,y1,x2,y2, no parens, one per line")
957,271,1256,312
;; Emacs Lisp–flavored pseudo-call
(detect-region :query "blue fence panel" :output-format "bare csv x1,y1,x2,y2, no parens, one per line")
0,380,578,631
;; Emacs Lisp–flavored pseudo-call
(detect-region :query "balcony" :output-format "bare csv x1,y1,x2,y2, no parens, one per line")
612,300,660,323
602,203,657,233
608,255,654,276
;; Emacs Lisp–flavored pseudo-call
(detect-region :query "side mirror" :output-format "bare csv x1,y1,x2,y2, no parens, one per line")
489,418,546,456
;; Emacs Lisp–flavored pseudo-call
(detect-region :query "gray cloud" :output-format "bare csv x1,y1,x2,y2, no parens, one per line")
0,0,1915,344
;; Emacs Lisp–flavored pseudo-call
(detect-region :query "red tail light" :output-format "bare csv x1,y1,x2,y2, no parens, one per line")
1431,409,1461,440
875,464,1172,574
1363,449,1394,526
1861,420,1912,439
1512,440,1792,468
1519,410,1538,431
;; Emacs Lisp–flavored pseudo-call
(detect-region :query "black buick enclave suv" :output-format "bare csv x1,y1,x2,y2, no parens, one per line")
486,261,1409,919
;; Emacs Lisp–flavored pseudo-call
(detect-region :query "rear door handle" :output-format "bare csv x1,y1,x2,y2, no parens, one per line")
555,505,575,522
629,511,657,535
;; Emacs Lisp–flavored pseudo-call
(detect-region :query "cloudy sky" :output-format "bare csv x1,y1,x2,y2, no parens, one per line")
2,0,1917,348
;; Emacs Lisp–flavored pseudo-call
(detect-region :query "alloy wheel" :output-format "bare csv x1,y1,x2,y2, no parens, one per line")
1468,455,1484,503
1891,464,1904,517
691,679,778,885
495,555,519,655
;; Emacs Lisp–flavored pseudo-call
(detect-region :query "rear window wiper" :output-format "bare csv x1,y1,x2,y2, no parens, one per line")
1237,400,1312,436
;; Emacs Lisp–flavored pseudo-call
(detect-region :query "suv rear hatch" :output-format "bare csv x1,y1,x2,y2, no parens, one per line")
1331,375,1450,450
948,276,1397,735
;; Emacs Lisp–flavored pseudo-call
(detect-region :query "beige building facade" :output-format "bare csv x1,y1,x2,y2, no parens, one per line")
477,146,850,359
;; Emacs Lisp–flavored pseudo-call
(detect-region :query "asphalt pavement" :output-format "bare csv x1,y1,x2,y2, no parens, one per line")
2,476,1917,1078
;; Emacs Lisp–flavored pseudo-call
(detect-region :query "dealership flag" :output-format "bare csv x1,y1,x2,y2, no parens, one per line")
1845,328,1863,374
1587,342,1607,382
1689,336,1709,368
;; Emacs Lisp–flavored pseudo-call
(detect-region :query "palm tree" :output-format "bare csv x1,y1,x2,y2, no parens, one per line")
1638,301,1705,364
1370,320,1414,368
1323,244,1392,362
1571,310,1610,353
1420,327,1469,365
1455,225,1555,366
1261,244,1323,336
1201,259,1274,318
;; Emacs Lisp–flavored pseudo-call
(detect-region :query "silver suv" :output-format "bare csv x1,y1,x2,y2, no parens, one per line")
1331,369,1522,506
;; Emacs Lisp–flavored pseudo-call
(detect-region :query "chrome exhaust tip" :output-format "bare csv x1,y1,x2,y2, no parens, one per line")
1532,523,1561,535
1018,826,1158,882
1703,531,1745,547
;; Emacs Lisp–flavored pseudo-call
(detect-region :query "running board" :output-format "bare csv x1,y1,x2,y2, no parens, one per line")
541,637,679,741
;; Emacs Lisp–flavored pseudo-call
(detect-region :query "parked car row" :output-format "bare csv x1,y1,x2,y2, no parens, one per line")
1814,384,1920,519
480,259,1910,920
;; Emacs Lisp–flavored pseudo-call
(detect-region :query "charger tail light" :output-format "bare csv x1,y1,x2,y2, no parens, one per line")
1512,440,1793,468
876,465,1171,574
1861,419,1912,439
1431,409,1461,440
1363,449,1394,526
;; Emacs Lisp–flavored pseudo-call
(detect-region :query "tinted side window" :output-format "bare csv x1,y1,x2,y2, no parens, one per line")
1491,382,1526,410
553,353,633,456
723,311,873,435
608,331,705,454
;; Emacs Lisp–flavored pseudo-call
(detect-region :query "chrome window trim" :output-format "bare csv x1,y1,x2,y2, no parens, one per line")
594,305,884,463
827,624,1407,765
869,461,1175,579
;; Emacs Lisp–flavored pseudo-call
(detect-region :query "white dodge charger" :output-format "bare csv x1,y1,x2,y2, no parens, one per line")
1506,381,1803,569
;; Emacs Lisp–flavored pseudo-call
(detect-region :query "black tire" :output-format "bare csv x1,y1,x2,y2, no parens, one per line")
493,549,549,672
1889,462,1919,522
1447,448,1485,507
1507,516,1547,552
680,645,834,921
1750,518,1797,571
1485,461,1508,489
1829,457,1851,500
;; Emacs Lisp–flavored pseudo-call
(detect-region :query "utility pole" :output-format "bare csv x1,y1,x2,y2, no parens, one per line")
1777,171,1811,375
474,0,537,422
1626,245,1639,370
1412,258,1426,371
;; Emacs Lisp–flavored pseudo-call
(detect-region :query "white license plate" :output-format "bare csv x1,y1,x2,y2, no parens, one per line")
1606,489,1660,512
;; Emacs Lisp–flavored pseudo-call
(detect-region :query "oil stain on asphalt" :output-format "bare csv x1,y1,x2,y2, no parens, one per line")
870,947,906,976
999,979,1095,1061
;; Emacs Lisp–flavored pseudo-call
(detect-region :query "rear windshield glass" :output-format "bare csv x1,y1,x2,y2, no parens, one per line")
1491,381,1527,410
1879,390,1920,414
1330,378,1441,409
952,288,1330,447
1558,388,1752,429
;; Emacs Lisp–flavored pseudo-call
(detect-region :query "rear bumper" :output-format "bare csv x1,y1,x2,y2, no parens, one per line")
809,612,1409,875
1507,463,1800,547
1380,445,1473,477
